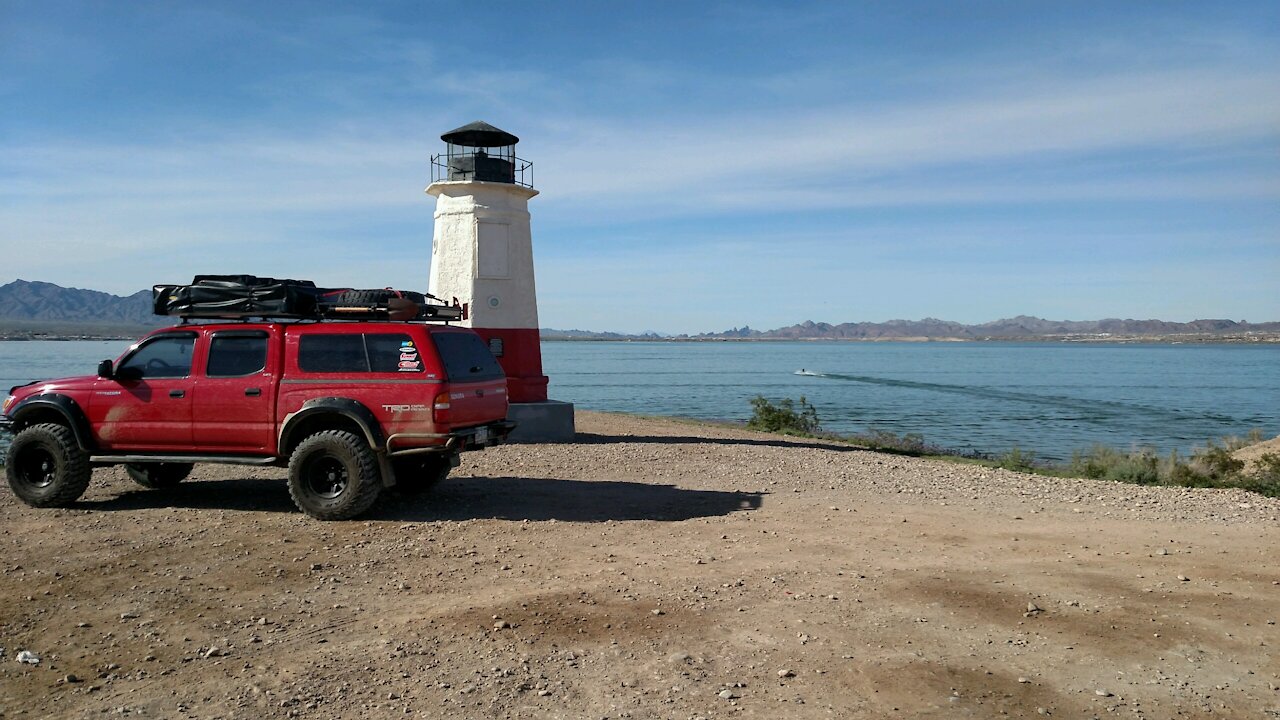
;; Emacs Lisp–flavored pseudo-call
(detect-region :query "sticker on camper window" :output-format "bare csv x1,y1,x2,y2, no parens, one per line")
397,342,421,371
364,333,422,373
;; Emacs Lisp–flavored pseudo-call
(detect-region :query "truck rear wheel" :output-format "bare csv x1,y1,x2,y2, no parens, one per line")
6,423,92,507
287,430,382,520
125,462,194,489
391,453,453,496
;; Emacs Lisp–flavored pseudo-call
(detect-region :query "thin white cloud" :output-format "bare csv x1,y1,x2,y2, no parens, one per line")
533,68,1280,201
4,66,1275,220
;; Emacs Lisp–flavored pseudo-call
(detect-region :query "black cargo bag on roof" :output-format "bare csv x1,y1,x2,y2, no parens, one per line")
153,276,322,317
190,274,315,288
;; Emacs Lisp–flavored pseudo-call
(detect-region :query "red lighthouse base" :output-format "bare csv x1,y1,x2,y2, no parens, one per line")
470,327,574,442
471,327,548,403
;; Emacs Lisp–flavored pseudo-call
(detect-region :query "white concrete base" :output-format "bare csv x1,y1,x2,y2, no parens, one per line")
506,400,576,443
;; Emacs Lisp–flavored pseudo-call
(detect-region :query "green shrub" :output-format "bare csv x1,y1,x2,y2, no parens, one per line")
855,427,926,450
1071,446,1161,484
1055,439,1279,497
1238,453,1280,498
1163,442,1244,488
1251,453,1280,480
747,395,820,435
996,446,1038,471
1191,442,1245,478
1167,461,1214,488
1110,453,1161,485
1071,445,1118,479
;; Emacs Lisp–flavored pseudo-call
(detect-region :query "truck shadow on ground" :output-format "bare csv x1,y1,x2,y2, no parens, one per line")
78,476,764,523
387,477,763,522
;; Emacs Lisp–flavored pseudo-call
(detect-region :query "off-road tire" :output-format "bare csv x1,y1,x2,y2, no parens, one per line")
125,462,194,489
6,423,92,507
287,430,382,520
391,454,452,496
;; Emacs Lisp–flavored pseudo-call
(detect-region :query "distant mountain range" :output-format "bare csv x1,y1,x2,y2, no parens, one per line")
1,279,1277,341
0,280,160,327
690,316,1280,341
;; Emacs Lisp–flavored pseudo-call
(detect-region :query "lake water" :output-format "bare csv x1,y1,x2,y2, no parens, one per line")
2,339,1277,461
541,340,1278,461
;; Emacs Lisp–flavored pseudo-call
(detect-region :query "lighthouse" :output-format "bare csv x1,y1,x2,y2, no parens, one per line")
426,121,574,441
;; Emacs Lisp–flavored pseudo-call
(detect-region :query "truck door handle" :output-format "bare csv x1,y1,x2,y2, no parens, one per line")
169,389,185,398
245,388,262,396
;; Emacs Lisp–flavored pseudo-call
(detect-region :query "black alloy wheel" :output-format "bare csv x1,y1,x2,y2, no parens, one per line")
6,423,92,507
286,430,382,520
303,454,349,499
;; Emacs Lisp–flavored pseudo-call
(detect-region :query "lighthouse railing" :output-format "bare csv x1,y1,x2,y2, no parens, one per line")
430,152,533,187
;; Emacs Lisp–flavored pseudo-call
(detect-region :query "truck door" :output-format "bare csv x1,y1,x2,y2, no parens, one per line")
91,331,197,450
191,329,276,453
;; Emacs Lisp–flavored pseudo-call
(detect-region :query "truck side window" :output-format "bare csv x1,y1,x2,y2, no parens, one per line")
207,332,268,377
118,333,197,379
298,333,417,373
298,335,367,373
366,334,419,373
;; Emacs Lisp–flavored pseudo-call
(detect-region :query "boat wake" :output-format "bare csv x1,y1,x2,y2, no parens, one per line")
800,371,1240,426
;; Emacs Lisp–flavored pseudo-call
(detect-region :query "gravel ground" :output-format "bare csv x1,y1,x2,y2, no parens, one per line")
1,410,1277,719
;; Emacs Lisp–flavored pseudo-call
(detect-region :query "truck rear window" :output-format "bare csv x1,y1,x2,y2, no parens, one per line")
297,333,422,373
431,332,504,382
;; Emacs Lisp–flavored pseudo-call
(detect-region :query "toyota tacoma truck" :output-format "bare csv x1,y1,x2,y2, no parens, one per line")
2,276,514,520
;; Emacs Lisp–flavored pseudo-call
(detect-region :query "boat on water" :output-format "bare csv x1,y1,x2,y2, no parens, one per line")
794,369,821,376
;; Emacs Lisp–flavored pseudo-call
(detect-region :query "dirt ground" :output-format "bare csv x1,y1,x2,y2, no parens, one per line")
1,411,1277,719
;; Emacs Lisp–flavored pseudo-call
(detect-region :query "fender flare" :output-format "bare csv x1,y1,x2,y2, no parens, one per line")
9,394,95,451
278,397,385,455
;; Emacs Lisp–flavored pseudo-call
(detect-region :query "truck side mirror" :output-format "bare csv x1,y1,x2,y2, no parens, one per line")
97,359,114,379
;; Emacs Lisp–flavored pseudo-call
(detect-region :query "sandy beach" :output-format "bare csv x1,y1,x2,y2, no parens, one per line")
1,410,1277,719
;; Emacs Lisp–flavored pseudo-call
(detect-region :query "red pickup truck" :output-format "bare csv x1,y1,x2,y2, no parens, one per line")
2,319,514,520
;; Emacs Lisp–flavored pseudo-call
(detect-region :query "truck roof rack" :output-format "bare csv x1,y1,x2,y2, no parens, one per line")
153,275,464,323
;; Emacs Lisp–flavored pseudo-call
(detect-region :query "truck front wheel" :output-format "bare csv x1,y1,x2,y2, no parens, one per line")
6,423,92,507
287,430,382,520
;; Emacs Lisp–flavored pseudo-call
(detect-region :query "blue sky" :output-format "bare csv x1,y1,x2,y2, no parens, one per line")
2,1,1277,334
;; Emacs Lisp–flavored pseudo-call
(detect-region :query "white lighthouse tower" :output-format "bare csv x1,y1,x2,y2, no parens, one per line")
426,121,574,441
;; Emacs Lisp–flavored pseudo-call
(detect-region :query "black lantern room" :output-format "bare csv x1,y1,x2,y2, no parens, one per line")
430,121,532,187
